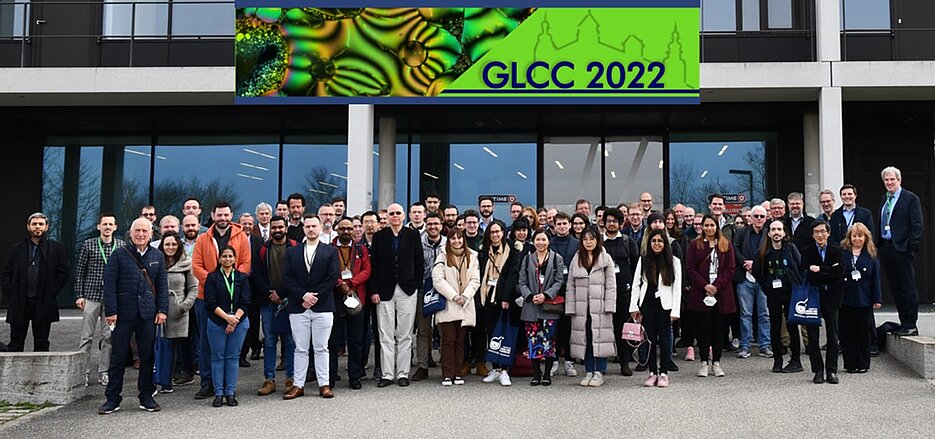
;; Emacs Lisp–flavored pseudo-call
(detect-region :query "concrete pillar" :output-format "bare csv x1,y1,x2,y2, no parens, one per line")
818,87,844,210
378,117,397,209
815,0,841,62
803,113,821,216
347,104,374,214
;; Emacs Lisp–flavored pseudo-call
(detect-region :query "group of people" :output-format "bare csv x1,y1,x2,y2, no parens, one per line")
0,165,923,411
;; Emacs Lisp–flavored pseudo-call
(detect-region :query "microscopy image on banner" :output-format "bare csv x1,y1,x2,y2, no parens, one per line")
235,5,699,103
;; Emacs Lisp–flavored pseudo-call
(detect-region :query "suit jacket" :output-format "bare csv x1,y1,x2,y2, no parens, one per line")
103,244,169,321
829,205,875,246
876,188,924,253
841,250,883,308
0,237,69,325
369,227,425,300
799,242,844,309
784,214,816,251
281,242,340,313
731,225,766,283
251,239,298,307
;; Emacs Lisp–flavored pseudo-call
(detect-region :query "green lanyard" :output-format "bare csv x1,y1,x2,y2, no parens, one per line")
222,269,236,311
98,239,115,264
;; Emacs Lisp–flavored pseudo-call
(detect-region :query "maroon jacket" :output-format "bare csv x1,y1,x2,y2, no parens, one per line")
332,237,371,304
685,239,737,314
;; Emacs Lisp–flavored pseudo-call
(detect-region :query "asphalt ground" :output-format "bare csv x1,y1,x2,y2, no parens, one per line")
1,307,934,438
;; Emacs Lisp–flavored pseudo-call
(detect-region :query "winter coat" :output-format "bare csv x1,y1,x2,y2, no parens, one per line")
565,251,617,360
517,250,565,322
165,254,198,338
103,244,169,320
191,223,252,300
685,240,737,314
630,257,683,318
1,237,69,325
431,250,480,326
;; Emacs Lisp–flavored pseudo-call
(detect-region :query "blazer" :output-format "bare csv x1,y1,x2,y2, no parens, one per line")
875,188,924,253
203,269,252,326
629,257,682,318
784,214,816,251
798,242,844,309
102,244,169,321
1,237,69,325
369,227,425,300
517,250,565,322
684,240,737,314
250,239,299,307
281,242,340,313
829,205,875,245
841,250,883,308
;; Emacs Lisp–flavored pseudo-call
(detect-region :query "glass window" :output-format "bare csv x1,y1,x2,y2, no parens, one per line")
701,0,737,32
0,0,29,37
841,0,890,30
768,0,793,29
544,137,601,214
447,142,537,214
172,0,233,37
668,140,768,212
742,0,760,31
122,145,154,231
103,0,168,37
41,147,66,242
75,148,104,242
282,138,348,212
604,137,664,211
154,138,279,220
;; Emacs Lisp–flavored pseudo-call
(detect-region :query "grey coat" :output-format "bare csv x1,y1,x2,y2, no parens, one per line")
566,251,617,360
517,250,565,322
165,254,198,338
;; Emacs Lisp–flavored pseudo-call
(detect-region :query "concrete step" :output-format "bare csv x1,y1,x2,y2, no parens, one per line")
885,333,935,379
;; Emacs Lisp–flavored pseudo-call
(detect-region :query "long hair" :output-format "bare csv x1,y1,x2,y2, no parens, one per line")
663,208,683,241
158,232,182,267
570,213,590,240
521,206,540,231
841,222,877,258
481,220,507,252
757,219,789,264
641,229,675,286
575,227,603,271
694,214,730,253
445,228,471,268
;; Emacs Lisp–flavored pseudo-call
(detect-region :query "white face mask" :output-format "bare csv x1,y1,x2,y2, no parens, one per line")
703,296,717,307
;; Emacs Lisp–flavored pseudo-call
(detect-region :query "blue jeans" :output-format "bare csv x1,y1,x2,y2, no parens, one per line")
261,304,294,380
195,299,212,389
583,317,607,373
207,317,249,397
736,280,771,350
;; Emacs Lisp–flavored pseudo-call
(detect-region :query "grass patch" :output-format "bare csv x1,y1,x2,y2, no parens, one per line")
0,400,56,411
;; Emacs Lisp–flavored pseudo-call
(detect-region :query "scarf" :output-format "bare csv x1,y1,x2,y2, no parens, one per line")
447,246,470,295
480,244,510,306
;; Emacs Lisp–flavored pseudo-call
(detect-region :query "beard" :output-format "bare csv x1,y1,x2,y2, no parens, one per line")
271,231,285,241
184,230,198,240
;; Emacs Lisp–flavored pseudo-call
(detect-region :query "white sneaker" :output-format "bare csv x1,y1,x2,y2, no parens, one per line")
84,372,90,387
442,378,453,386
588,371,604,387
98,372,109,386
712,361,725,377
580,372,594,387
550,361,559,376
697,362,710,377
499,371,512,386
564,361,578,377
482,369,501,383
453,376,465,385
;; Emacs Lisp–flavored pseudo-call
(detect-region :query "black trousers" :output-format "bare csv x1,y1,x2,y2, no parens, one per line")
879,243,919,329
105,314,156,405
467,303,491,364
240,303,262,360
640,295,672,375
696,311,726,362
767,290,800,363
840,306,872,371
330,308,366,384
805,306,839,375
613,311,634,365
171,336,195,376
7,297,51,352
678,310,696,346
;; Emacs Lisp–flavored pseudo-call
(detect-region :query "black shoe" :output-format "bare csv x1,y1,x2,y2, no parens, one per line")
139,399,161,412
869,347,880,357
250,352,261,361
782,362,804,373
635,364,648,372
772,362,783,373
428,357,437,368
827,373,839,384
530,378,541,386
194,385,214,400
173,373,195,386
856,368,869,373
896,327,919,336
666,361,679,372
377,379,393,388
226,395,239,407
398,378,410,387
98,401,120,415
212,396,224,408
812,373,824,384
541,377,552,386
239,358,251,367
350,379,362,390
410,368,429,381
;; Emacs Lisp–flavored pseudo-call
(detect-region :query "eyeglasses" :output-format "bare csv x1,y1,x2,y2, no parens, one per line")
388,211,403,216
752,214,766,218
337,227,354,232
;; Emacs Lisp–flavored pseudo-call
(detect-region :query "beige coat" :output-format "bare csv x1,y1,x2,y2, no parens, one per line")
431,249,480,327
565,250,617,360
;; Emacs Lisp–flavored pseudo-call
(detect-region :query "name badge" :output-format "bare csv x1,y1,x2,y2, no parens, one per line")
341,269,353,280
851,270,861,280
487,278,498,287
614,264,620,274
884,225,891,232
563,267,569,275
538,275,545,285
772,279,783,289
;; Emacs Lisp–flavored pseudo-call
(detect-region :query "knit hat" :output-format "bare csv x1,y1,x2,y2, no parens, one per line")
646,212,665,225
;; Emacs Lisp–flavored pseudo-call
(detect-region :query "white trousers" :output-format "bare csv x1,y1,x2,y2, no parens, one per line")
377,285,417,380
289,309,333,388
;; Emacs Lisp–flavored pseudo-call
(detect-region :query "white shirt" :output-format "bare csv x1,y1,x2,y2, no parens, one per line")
304,241,319,272
258,224,270,241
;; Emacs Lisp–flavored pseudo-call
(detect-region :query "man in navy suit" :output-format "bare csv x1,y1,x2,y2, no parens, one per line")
876,166,924,336
281,214,339,399
830,184,875,245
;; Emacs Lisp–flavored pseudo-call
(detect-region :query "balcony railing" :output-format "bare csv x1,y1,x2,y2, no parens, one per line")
841,28,935,62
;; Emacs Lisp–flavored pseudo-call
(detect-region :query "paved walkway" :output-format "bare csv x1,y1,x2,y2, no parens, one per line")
1,308,933,438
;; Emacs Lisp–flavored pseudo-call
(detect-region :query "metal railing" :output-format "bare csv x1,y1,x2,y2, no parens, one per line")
700,28,816,62
841,28,935,61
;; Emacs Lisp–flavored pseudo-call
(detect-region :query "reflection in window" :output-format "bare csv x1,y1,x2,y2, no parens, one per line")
604,137,663,211
544,137,601,214
768,0,793,29
742,0,760,31
103,0,169,37
0,0,29,37
701,0,736,32
76,148,104,242
841,0,890,30
282,140,348,212
447,143,537,213
172,0,233,37
668,141,767,211
122,145,154,232
41,147,66,242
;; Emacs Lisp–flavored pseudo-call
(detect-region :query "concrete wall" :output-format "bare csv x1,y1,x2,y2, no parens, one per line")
0,352,87,405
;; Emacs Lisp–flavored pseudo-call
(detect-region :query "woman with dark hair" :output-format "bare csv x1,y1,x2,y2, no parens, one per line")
565,227,616,387
521,207,540,232
509,218,533,255
432,228,480,386
685,215,737,377
839,223,882,374
664,209,683,242
477,220,521,386
517,228,565,386
630,229,681,388
570,213,590,240
753,219,803,374
203,246,251,407
158,232,198,393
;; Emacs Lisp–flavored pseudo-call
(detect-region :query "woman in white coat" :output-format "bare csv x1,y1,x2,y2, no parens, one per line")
432,229,480,386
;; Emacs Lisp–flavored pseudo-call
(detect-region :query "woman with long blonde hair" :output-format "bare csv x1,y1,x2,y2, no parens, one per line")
839,223,882,374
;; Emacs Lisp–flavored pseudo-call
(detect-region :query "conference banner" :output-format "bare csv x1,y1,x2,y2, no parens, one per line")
235,1,699,104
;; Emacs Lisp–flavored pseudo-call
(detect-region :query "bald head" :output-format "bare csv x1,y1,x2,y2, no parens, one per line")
129,218,153,249
387,203,405,229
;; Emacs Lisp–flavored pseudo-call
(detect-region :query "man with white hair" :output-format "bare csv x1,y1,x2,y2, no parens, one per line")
731,205,773,359
877,166,924,336
254,202,273,241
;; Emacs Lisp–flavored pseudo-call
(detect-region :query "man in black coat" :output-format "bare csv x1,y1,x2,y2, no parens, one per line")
800,220,843,384
876,166,924,336
238,212,265,365
829,184,875,245
784,192,815,251
369,203,424,388
1,212,69,352
601,209,640,375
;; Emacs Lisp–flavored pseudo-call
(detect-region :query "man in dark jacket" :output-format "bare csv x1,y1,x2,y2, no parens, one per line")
799,220,843,384
2,212,69,352
602,209,640,375
99,218,169,414
784,192,816,251
253,216,297,396
829,184,875,245
549,211,579,377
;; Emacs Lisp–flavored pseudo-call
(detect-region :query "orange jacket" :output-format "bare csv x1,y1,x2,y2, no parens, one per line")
192,223,252,299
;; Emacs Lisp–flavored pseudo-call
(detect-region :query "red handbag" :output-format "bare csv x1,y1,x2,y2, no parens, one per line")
541,295,565,314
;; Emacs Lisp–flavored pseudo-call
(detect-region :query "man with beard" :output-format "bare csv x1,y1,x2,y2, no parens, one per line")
331,197,347,221
784,192,815,251
182,197,209,234
442,205,459,231
478,196,495,233
318,204,338,244
411,212,445,381
276,200,289,219
286,193,307,242
181,215,201,256
330,217,371,390
255,216,298,396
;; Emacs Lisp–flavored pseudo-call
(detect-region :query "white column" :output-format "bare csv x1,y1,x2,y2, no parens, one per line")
815,0,841,62
818,87,844,207
803,112,821,216
377,117,397,210
347,104,374,214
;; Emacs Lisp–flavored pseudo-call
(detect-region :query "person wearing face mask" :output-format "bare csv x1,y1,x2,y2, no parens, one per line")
548,212,580,378
753,219,804,374
432,229,480,386
517,229,565,385
839,223,882,373
158,232,198,393
566,228,616,387
799,220,843,384
477,221,521,386
204,246,252,407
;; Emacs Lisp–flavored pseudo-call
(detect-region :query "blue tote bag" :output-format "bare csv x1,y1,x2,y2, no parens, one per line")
422,277,446,317
153,324,173,386
485,311,519,366
788,281,822,326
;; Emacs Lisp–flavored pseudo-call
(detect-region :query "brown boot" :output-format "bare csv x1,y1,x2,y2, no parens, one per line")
257,379,276,396
284,377,295,394
283,386,304,400
476,362,490,377
319,385,334,399
460,361,471,376
411,367,429,381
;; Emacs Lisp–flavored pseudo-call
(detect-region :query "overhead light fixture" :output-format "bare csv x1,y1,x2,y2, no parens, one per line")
516,171,527,179
453,163,465,171
423,172,439,180
373,151,380,156
330,173,347,180
240,162,269,172
236,173,263,181
554,160,564,170
483,146,498,158
308,189,328,194
700,170,709,178
125,149,166,160
610,171,617,179
604,149,609,157
243,148,276,160
718,144,729,156
318,180,339,188
658,160,664,169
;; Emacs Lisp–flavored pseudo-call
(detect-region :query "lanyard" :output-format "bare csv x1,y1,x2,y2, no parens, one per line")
98,238,114,264
222,269,235,307
337,244,352,270
304,243,317,268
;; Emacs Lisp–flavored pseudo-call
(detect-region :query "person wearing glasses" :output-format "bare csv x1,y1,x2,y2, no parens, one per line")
731,205,773,360
570,213,590,241
799,220,843,384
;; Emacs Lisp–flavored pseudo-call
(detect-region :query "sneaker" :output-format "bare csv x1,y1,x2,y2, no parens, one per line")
139,399,161,412
588,371,604,387
580,372,594,387
737,348,751,359
499,371,512,387
758,347,774,358
84,372,90,387
730,338,740,351
564,361,578,377
782,361,804,373
453,376,465,385
172,373,194,386
684,347,695,362
550,361,559,376
194,385,214,400
712,362,725,377
482,369,502,383
643,373,657,387
697,362,710,377
441,378,453,386
159,387,174,394
98,401,120,415
657,374,670,388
